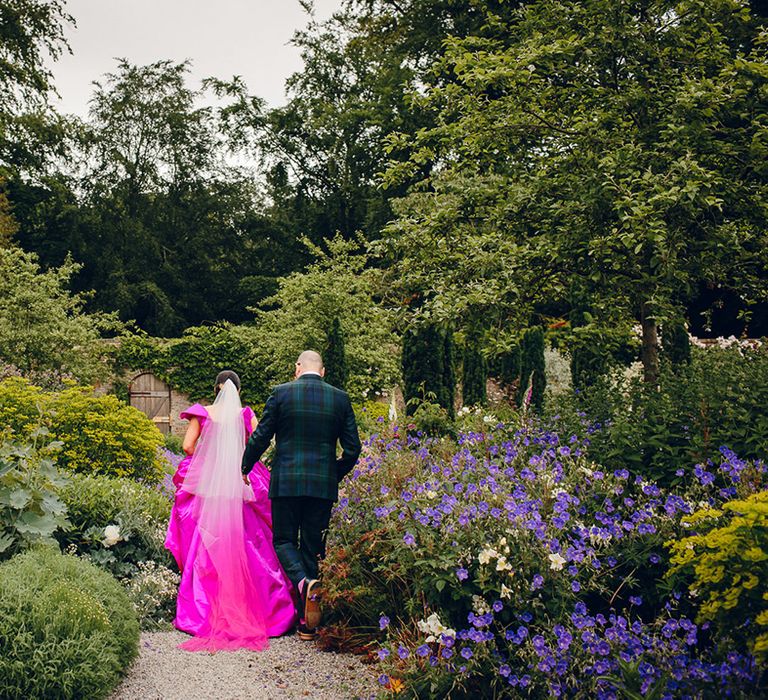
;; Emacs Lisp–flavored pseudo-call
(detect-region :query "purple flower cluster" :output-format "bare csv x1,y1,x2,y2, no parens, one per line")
334,423,766,697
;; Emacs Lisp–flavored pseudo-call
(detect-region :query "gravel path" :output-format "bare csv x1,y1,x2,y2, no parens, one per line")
110,631,379,700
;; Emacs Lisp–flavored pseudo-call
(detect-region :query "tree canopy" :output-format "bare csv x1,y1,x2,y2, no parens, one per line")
382,0,768,381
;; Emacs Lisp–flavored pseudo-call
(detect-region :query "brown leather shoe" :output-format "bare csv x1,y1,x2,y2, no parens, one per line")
297,622,317,641
304,579,322,630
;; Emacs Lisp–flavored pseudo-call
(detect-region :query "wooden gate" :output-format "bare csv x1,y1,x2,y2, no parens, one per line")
129,373,171,435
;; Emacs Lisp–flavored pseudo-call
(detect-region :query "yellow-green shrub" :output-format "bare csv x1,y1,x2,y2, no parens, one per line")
0,377,45,438
667,490,768,663
0,378,164,482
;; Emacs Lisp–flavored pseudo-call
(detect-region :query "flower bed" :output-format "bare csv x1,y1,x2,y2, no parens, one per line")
322,420,767,697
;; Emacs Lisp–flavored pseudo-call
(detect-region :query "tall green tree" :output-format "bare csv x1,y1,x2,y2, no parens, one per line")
0,0,72,172
249,234,400,400
461,326,486,406
13,60,302,334
402,322,455,416
0,246,119,382
324,315,349,390
383,0,768,384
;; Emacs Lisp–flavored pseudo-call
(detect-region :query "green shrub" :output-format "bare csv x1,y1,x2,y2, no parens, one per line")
0,433,70,560
123,559,180,631
0,547,139,700
354,400,391,435
58,473,173,580
461,328,487,407
0,377,165,482
517,327,546,411
0,377,46,438
163,432,183,455
551,345,768,485
325,315,349,390
402,324,456,418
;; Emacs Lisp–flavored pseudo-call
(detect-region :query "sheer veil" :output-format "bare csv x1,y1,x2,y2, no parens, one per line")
178,379,268,651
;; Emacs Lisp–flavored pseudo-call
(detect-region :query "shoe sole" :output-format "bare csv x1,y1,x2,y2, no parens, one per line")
297,630,317,641
304,579,322,630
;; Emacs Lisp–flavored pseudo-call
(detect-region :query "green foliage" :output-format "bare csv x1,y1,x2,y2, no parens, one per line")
667,491,768,663
163,432,183,456
517,327,546,412
58,473,172,575
0,547,139,700
0,377,165,482
251,235,400,400
461,327,487,407
0,0,73,171
0,246,120,384
661,320,692,367
48,386,164,482
354,400,391,436
122,559,179,631
382,0,768,382
0,433,69,560
553,345,768,484
12,60,302,335
114,325,269,406
402,323,456,418
57,473,176,629
324,315,349,390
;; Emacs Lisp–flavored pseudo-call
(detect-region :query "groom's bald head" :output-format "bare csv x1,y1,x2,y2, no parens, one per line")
295,350,324,377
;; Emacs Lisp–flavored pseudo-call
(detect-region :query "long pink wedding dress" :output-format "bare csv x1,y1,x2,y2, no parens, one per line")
164,381,296,651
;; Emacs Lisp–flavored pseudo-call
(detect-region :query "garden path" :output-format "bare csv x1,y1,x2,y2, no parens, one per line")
110,631,378,700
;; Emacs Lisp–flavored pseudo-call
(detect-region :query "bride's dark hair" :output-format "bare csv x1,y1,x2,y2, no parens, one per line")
214,370,241,395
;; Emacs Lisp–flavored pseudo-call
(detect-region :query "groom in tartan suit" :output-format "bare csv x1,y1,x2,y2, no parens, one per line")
241,350,361,639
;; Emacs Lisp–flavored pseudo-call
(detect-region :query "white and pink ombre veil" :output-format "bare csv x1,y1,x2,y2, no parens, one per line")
177,379,268,652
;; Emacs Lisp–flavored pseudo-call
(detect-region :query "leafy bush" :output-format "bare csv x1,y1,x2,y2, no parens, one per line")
163,432,183,456
0,246,120,384
667,488,768,664
58,473,173,580
323,420,765,697
0,433,70,560
354,400,391,436
123,559,180,630
0,547,139,700
0,377,165,482
0,376,46,437
551,345,768,485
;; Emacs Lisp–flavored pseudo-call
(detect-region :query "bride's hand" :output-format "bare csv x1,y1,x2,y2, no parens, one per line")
242,474,250,485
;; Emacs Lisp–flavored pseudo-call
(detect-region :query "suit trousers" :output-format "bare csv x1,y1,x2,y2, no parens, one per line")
271,496,334,587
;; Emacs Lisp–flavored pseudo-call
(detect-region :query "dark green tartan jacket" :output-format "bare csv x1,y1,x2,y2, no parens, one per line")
241,374,362,501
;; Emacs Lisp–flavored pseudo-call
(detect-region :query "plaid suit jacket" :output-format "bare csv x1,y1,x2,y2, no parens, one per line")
241,374,362,501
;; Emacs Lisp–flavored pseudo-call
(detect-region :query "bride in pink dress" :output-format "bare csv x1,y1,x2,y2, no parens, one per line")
165,370,296,651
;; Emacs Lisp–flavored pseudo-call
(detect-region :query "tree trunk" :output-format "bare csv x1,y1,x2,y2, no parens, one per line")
640,301,659,385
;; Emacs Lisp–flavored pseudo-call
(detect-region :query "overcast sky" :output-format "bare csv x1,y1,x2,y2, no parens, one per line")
48,0,344,117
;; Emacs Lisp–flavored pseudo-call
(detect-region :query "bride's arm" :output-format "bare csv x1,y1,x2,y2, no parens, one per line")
182,417,201,455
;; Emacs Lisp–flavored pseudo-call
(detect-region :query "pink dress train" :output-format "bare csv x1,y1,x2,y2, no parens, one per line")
165,403,296,650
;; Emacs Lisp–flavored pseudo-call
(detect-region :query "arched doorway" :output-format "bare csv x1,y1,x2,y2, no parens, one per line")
129,372,172,435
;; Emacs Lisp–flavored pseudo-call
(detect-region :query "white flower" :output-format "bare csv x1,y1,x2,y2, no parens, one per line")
472,595,491,615
103,524,121,547
478,547,499,566
527,63,536,72
501,583,513,599
548,552,566,571
496,556,513,572
417,612,455,642
425,490,438,499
